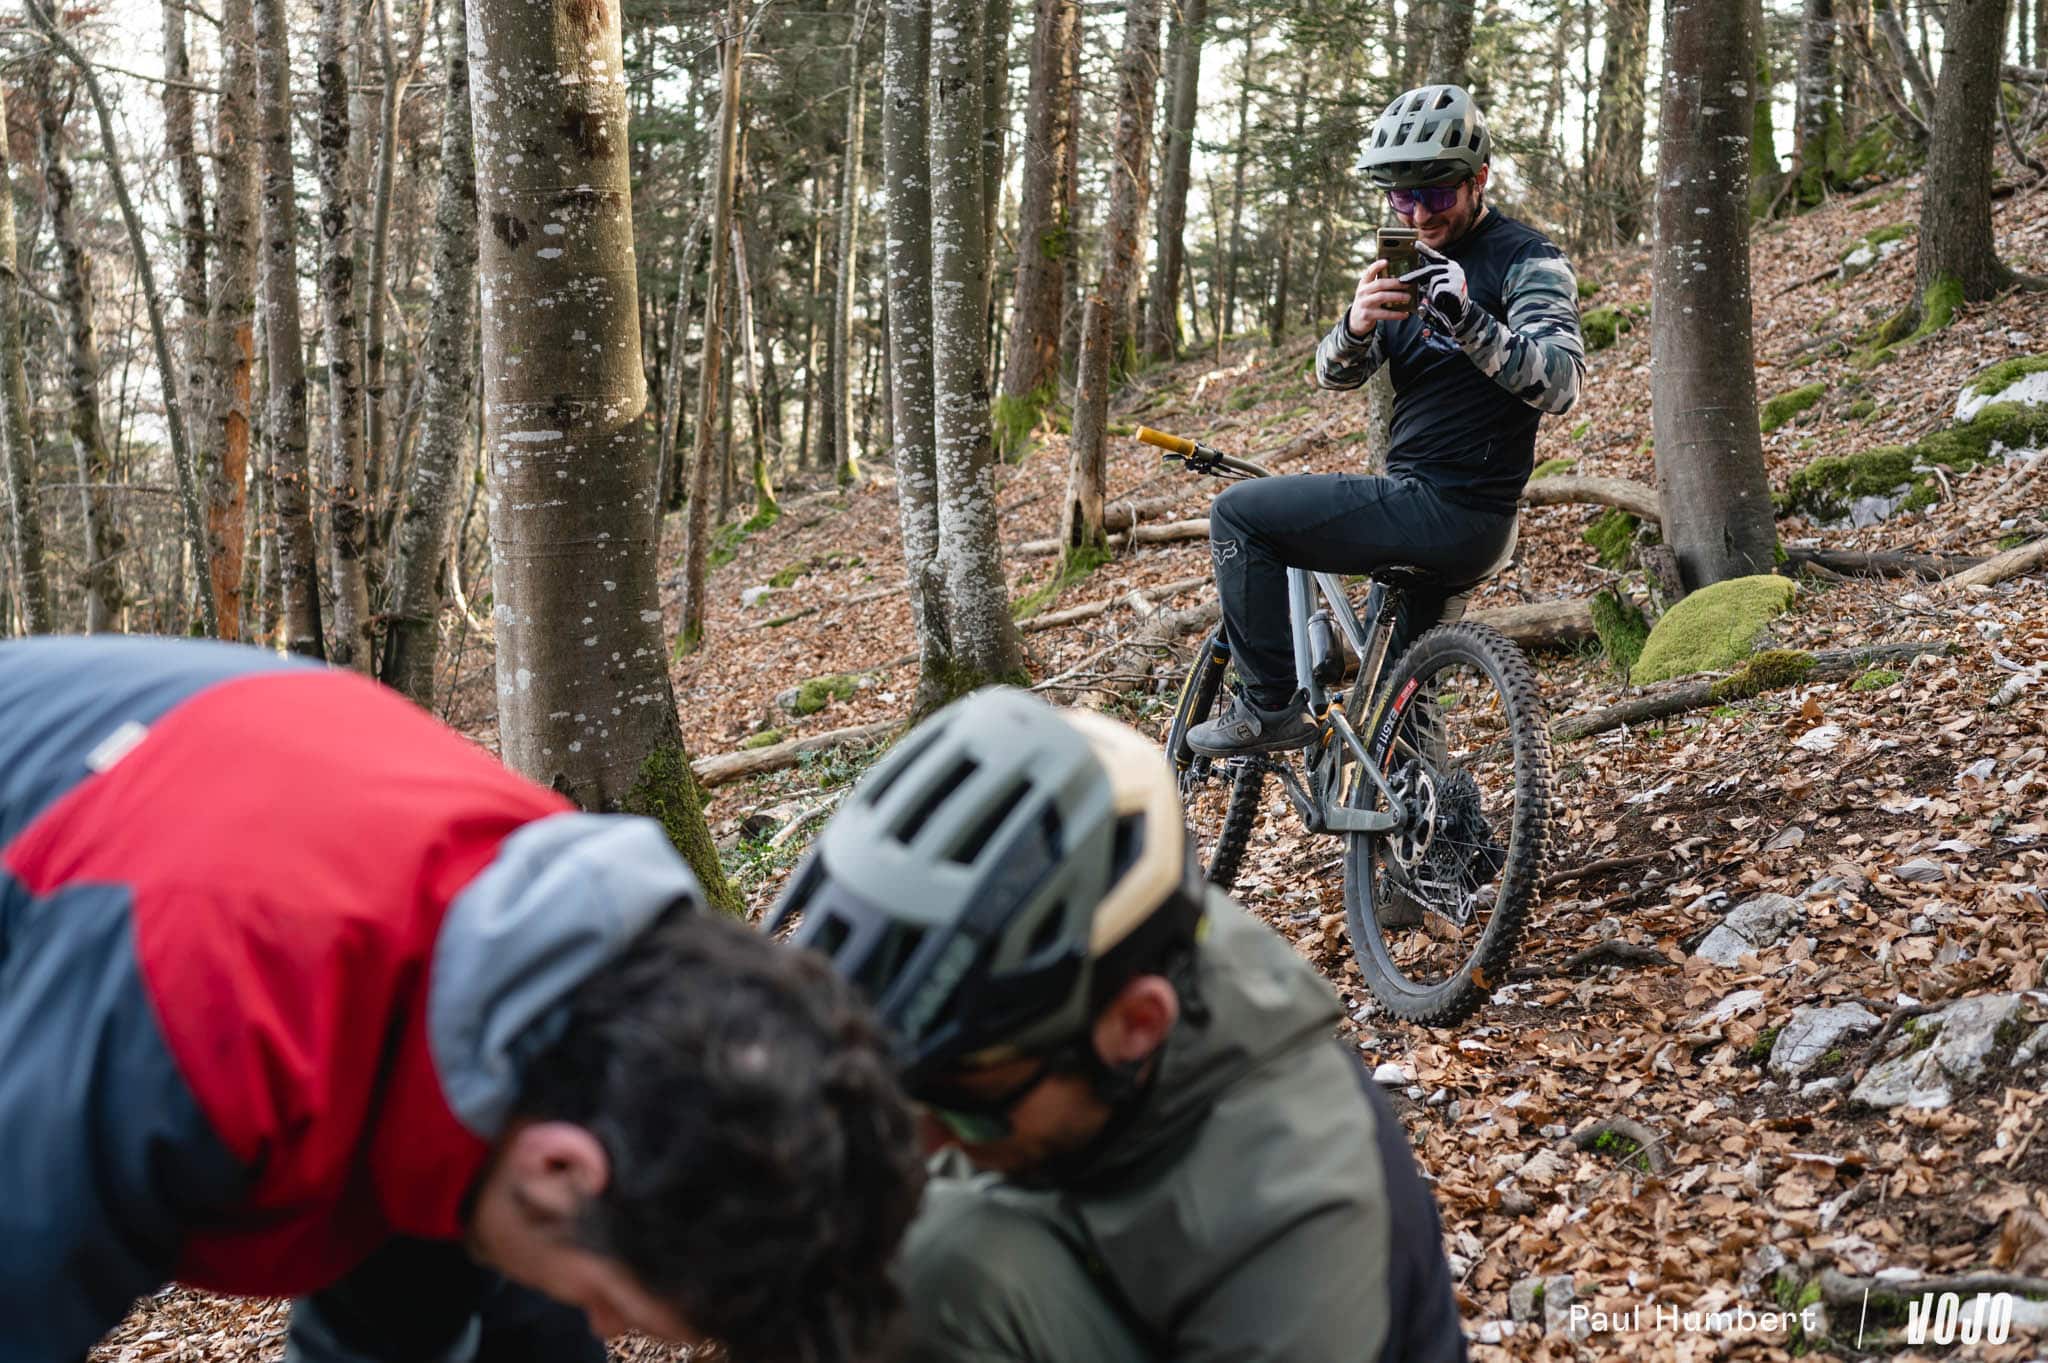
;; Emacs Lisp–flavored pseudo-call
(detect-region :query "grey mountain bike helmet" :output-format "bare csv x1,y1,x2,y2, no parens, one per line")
1357,84,1491,188
767,688,1205,1087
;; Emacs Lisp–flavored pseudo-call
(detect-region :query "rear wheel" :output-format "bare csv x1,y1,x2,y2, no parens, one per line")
1339,622,1550,1026
1165,630,1266,891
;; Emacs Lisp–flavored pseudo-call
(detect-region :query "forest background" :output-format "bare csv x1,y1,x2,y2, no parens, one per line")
6,0,2048,1356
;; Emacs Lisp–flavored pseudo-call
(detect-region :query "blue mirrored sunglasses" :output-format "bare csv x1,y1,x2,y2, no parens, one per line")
1388,184,1464,216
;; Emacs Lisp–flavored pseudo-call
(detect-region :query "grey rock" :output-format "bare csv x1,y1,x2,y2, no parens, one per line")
773,685,801,712
2015,1022,2048,1067
1852,1050,1953,1109
1895,857,1948,884
739,584,778,609
1544,1276,1587,1342
1372,1062,1409,1086
1725,893,1801,945
1695,927,1753,967
1701,988,1768,1026
1839,243,1878,279
1473,1320,1514,1345
1508,1278,1545,1323
1927,993,2026,1081
1803,1076,1847,1097
1770,1004,1881,1079
1517,1148,1571,1184
1446,1101,1463,1122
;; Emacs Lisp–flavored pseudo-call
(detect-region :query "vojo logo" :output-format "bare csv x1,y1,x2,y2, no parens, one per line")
1901,1291,2013,1347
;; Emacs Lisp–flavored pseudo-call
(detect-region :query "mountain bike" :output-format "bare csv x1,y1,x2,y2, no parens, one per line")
1139,426,1551,1026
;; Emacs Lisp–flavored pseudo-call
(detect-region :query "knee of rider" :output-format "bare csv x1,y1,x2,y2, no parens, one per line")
902,1181,1096,1340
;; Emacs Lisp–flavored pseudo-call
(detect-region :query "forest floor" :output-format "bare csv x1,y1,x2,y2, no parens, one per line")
98,167,2048,1361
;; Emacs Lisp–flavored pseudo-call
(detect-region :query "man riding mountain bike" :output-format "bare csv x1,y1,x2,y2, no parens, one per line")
1189,84,1584,757
773,688,1468,1362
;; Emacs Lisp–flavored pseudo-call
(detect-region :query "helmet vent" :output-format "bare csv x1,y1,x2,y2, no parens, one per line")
948,778,1031,865
1110,811,1144,881
894,756,979,844
1026,900,1067,956
811,911,853,957
860,722,944,807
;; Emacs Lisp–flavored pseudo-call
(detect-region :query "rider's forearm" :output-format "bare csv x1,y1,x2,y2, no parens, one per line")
1451,253,1585,415
1314,315,1385,392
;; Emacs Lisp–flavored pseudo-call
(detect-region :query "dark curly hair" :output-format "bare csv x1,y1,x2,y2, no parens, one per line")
512,906,926,1363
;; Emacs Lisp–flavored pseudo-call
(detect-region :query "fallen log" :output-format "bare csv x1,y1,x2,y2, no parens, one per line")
1551,641,1947,743
1519,475,1663,522
1020,573,1210,633
1818,1267,2048,1312
1012,517,1213,558
1785,546,1986,580
1473,598,1595,649
692,719,898,790
1944,534,2048,589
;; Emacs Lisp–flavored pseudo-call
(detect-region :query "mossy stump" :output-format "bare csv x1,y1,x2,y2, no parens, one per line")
623,744,744,918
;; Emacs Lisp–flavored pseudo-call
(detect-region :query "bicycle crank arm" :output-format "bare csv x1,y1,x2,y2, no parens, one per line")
1322,803,1402,834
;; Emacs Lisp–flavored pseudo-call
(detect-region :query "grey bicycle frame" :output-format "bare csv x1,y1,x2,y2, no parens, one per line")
1278,567,1408,836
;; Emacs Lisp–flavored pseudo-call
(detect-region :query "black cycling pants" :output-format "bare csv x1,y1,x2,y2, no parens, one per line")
1208,473,1515,711
284,1239,606,1363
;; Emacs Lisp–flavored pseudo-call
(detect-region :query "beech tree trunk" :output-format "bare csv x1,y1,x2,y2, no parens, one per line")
162,0,210,437
1794,0,1844,205
320,0,374,667
883,0,950,709
1651,0,1778,590
1588,0,1650,245
1413,0,1477,86
1061,0,1163,560
0,94,53,635
36,76,122,631
930,0,1026,688
677,0,744,652
980,0,1011,344
1224,34,1251,336
1144,0,1207,362
831,2,871,487
381,0,478,702
469,0,736,912
363,0,426,558
254,0,325,657
199,0,262,641
731,218,777,514
998,0,1082,410
1915,0,2016,308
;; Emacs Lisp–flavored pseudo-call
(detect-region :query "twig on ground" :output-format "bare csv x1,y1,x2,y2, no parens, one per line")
1560,940,1671,972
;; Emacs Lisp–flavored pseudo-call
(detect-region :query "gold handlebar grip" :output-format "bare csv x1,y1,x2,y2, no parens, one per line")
1135,426,1196,457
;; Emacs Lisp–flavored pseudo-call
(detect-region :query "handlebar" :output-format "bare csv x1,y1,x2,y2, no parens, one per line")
1133,427,1273,480
1135,426,1196,456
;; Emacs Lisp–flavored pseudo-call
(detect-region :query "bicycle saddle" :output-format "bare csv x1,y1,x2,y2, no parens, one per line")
1372,520,1519,594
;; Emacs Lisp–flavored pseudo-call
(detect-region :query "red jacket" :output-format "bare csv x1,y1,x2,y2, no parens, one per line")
0,638,700,1360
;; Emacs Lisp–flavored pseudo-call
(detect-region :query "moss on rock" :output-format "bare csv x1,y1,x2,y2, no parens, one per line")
1590,589,1650,677
1581,306,1632,353
1583,509,1640,570
622,743,744,917
1969,354,2048,397
1531,457,1576,480
1632,576,1799,686
740,729,784,749
1850,668,1901,693
1779,444,1916,520
1760,382,1829,432
1846,398,1877,420
793,673,862,717
1707,647,1816,701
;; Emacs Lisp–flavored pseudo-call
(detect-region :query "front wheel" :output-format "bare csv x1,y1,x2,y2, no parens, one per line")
1165,629,1266,892
1340,622,1550,1026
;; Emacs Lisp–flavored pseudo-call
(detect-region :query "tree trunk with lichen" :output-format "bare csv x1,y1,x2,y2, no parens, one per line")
255,0,326,657
36,74,122,631
1062,0,1162,563
929,0,1027,690
199,0,261,641
0,94,53,636
382,0,478,703
319,0,374,667
1651,0,1778,590
831,4,869,488
1144,0,1206,363
1912,0,2015,312
1587,0,1649,244
677,0,742,654
997,0,1081,428
470,0,738,913
1793,0,1845,207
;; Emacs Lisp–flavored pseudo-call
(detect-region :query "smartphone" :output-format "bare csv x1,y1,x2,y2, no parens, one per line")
1375,226,1419,314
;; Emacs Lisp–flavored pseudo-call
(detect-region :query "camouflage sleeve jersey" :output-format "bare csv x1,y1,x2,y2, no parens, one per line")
1314,211,1585,513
